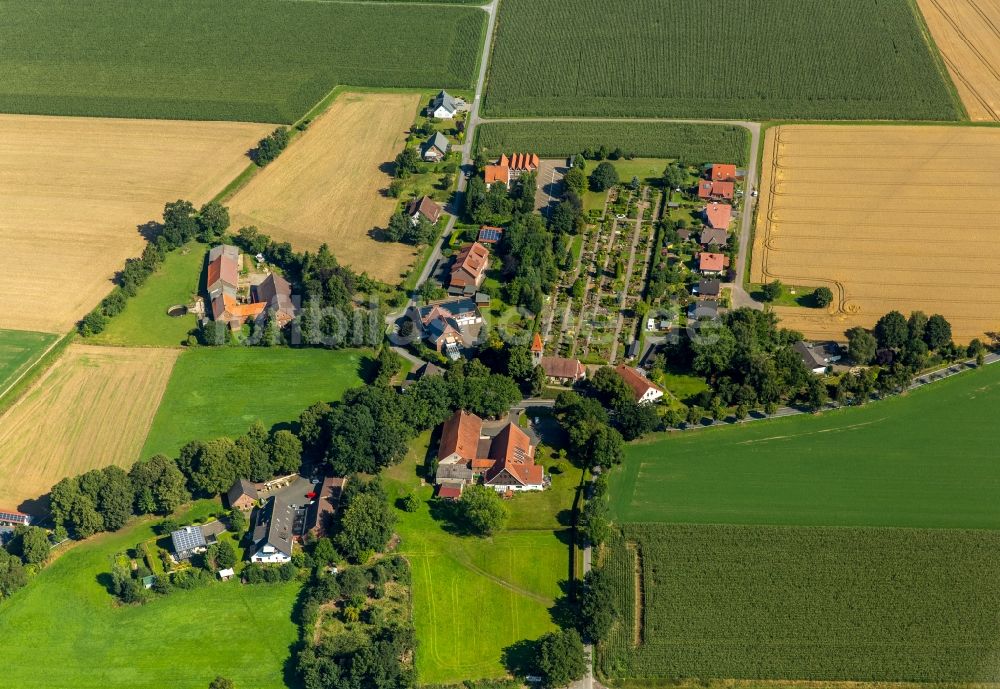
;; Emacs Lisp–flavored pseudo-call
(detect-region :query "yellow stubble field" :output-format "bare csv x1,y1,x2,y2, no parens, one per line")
0,114,273,334
0,345,178,512
751,125,1000,343
227,92,422,283
916,0,1000,122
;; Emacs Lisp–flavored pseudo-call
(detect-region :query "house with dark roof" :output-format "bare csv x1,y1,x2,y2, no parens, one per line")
450,242,490,292
614,365,665,404
435,410,544,492
794,341,844,374
421,132,450,162
252,273,298,327
407,298,482,359
226,479,258,512
427,90,465,119
170,523,224,561
406,195,443,225
484,153,539,188
688,299,721,321
540,357,586,385
699,227,729,248
249,496,295,563
694,278,722,298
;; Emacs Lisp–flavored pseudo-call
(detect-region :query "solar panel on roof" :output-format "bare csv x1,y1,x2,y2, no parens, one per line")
478,229,502,242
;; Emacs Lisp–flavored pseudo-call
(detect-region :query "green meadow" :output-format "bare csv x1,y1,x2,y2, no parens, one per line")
141,347,367,459
0,501,300,689
0,329,58,395
0,0,485,122
384,433,569,684
610,363,1000,528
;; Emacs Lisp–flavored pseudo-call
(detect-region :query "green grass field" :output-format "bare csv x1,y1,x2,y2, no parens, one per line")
600,524,1000,683
0,501,300,689
0,0,485,122
477,122,750,166
0,329,58,395
384,435,568,684
142,347,367,458
611,363,1000,528
89,247,205,348
483,0,961,121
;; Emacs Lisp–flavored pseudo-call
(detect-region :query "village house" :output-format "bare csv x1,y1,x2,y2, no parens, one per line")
421,132,450,162
704,202,733,230
530,333,585,384
406,195,443,225
170,521,225,561
449,242,490,294
249,496,294,564
710,163,738,182
693,278,722,299
226,479,259,512
699,227,729,248
698,252,729,276
697,179,735,201
484,152,539,188
435,410,545,492
427,90,466,119
615,364,665,404
0,509,31,528
477,226,504,245
407,298,483,359
794,341,844,374
207,244,297,330
688,299,721,321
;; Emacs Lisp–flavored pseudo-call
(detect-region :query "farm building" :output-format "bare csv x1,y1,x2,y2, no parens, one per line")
698,252,729,276
207,245,297,330
699,228,729,247
615,364,665,404
478,225,504,245
435,410,545,492
794,341,844,374
697,179,734,201
427,90,466,119
421,132,450,162
710,163,737,182
449,242,490,294
0,509,30,528
252,273,298,328
407,298,483,358
436,484,463,501
703,202,733,230
406,195,443,225
484,152,539,188
307,476,347,538
249,496,294,564
226,478,258,511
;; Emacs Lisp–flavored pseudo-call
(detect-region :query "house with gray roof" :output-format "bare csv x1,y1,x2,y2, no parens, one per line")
421,132,450,162
249,496,295,564
427,90,465,119
170,525,207,561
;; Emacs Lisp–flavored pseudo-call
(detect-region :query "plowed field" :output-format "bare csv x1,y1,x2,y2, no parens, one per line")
751,125,1000,342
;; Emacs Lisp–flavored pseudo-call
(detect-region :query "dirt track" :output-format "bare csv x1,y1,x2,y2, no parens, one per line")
0,114,272,334
0,345,178,513
752,125,1000,343
228,92,421,283
917,0,1000,121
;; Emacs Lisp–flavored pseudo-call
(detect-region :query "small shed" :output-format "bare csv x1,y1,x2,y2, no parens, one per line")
218,568,235,581
141,575,156,590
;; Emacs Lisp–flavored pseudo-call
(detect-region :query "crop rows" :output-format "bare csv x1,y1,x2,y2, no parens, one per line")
483,0,961,121
0,0,485,123
599,523,1000,683
476,122,749,165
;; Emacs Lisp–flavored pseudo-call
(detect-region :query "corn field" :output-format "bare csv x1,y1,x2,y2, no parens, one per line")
483,0,962,121
598,524,1000,682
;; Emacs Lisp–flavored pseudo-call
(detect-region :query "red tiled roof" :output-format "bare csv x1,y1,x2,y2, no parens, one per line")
699,252,727,273
711,163,737,182
438,410,483,462
530,332,544,353
407,195,442,223
484,423,541,487
437,484,462,500
450,242,490,288
705,203,732,230
697,180,734,200
484,164,509,186
615,364,663,402
540,356,585,380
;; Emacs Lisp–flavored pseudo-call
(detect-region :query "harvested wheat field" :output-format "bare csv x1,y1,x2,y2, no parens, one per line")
916,0,1000,121
0,115,273,334
0,344,178,513
752,125,1000,343
227,92,421,283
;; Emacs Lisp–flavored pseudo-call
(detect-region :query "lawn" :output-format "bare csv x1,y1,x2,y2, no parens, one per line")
482,0,961,121
90,246,205,348
141,347,367,458
0,0,485,122
610,362,1000,528
477,122,750,165
384,433,569,684
0,329,57,396
0,500,301,689
599,523,1000,683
